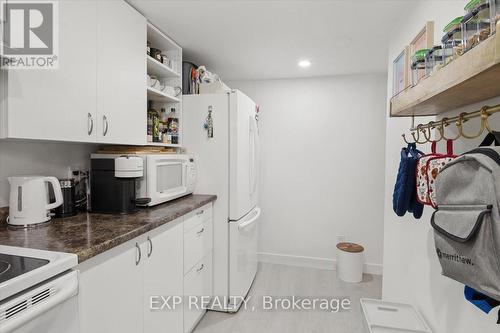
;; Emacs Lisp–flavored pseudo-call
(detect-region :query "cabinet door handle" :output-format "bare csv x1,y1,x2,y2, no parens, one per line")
135,242,141,265
196,227,205,236
103,115,109,136
87,113,93,135
196,264,205,273
196,210,204,216
147,236,153,258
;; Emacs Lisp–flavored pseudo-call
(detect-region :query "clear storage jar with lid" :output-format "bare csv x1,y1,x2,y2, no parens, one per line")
461,0,493,52
411,49,429,86
441,16,463,64
493,0,500,32
425,46,446,75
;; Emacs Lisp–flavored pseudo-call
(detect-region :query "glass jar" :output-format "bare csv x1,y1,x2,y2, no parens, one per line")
411,49,429,86
461,0,493,52
425,46,446,75
493,0,500,32
464,0,488,13
442,16,463,65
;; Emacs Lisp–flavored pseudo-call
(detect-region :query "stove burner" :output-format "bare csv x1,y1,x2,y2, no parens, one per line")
0,254,50,284
0,261,11,275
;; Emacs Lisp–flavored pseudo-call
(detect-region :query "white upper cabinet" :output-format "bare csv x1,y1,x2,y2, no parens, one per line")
96,0,146,145
0,0,148,145
2,0,98,142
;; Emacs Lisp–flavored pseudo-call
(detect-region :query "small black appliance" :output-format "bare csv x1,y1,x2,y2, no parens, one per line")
55,179,77,218
90,155,150,214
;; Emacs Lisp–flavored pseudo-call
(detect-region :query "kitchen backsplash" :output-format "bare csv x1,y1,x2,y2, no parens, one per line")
0,141,96,207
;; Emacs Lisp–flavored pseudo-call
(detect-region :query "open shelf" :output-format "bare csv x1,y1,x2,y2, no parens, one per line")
145,142,181,148
147,22,181,52
146,21,183,147
147,56,180,78
391,22,500,117
147,86,180,103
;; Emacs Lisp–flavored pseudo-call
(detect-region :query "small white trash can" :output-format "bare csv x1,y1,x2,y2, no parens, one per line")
336,242,364,283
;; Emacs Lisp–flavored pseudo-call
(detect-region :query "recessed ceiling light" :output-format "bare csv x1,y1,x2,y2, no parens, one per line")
298,60,311,68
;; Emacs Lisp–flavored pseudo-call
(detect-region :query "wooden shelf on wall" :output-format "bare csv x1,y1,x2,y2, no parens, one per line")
391,22,500,117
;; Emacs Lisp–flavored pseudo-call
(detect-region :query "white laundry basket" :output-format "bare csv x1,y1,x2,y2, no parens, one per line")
336,242,364,283
360,298,432,333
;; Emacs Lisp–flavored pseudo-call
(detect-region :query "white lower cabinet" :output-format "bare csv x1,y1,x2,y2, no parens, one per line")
79,242,144,333
184,254,213,333
78,203,214,333
183,215,214,333
184,218,213,274
143,222,184,333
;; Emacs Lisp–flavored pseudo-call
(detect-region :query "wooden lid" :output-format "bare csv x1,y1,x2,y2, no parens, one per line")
336,242,364,253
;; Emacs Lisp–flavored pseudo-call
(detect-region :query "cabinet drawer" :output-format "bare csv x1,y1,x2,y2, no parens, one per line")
184,254,212,333
184,219,213,273
184,204,212,232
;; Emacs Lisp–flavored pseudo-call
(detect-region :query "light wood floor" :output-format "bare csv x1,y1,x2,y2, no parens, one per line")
194,263,382,333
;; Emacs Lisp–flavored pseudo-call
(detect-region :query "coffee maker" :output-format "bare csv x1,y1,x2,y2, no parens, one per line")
90,155,150,214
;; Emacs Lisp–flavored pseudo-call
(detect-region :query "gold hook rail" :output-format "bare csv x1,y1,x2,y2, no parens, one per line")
402,104,500,144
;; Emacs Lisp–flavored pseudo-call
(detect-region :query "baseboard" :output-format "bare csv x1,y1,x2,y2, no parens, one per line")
258,252,382,275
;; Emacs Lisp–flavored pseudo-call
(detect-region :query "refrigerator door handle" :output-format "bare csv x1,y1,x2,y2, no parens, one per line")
252,117,259,195
249,115,258,196
249,116,254,196
238,207,261,231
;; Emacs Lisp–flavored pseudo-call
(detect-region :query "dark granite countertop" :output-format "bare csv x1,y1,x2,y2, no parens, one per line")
0,194,216,263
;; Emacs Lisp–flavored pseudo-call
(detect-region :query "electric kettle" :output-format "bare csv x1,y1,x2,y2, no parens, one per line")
7,176,64,227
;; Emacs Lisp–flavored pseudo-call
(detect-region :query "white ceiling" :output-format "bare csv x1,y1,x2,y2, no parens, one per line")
130,0,417,81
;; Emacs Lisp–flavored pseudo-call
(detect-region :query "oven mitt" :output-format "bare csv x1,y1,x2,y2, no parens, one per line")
464,286,500,324
393,143,424,218
408,183,424,219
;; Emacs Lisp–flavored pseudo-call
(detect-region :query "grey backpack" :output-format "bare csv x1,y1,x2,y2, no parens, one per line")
432,142,500,300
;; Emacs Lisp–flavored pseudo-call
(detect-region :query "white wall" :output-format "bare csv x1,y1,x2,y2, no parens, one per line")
0,141,95,206
384,1,500,332
229,74,387,273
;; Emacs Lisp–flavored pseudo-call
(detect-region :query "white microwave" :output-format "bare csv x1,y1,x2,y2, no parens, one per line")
137,154,197,206
91,153,196,207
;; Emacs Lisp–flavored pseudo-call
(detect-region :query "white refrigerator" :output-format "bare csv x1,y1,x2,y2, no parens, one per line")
183,90,260,312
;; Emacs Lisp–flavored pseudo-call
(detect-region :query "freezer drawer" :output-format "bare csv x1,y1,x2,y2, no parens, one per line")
228,206,260,312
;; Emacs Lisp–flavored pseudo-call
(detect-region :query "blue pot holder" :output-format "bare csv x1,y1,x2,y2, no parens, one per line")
393,143,424,219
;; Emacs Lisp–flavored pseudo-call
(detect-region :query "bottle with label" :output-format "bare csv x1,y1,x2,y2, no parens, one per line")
147,101,161,143
167,107,179,144
147,101,153,142
153,111,160,142
160,108,169,143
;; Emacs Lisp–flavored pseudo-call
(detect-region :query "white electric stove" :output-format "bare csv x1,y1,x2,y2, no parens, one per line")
0,246,79,333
